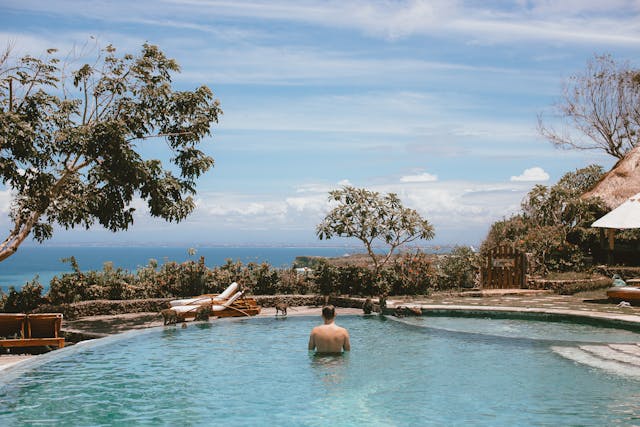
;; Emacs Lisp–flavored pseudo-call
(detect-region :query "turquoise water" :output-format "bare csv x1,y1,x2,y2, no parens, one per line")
0,246,361,292
1,316,639,426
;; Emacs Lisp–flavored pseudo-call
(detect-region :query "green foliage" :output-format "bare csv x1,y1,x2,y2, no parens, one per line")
436,246,479,289
45,256,320,304
5,249,451,309
308,251,436,297
48,258,139,303
482,165,609,274
0,44,222,262
1,278,46,313
317,186,435,280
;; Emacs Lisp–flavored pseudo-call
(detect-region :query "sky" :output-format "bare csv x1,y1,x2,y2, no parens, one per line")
1,0,640,248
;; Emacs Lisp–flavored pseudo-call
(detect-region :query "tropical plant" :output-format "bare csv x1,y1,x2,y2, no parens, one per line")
437,246,479,289
316,186,435,297
482,166,608,273
0,43,221,262
1,278,46,313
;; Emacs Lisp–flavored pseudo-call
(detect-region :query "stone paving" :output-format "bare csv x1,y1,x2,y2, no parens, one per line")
392,289,640,318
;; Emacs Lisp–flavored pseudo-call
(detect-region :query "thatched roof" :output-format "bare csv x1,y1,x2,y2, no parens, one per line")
582,146,640,209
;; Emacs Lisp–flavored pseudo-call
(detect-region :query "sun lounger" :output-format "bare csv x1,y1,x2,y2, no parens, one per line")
172,291,245,317
0,314,26,340
169,282,239,307
210,291,244,312
0,313,65,349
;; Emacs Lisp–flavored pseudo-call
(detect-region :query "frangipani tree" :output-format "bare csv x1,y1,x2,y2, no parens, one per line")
0,44,221,262
316,186,435,296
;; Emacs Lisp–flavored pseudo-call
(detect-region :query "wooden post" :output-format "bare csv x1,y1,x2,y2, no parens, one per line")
607,228,615,265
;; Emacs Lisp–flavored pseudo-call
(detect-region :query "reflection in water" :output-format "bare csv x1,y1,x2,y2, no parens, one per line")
309,352,349,386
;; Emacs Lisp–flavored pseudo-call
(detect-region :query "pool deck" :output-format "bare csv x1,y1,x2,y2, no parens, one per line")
2,288,640,370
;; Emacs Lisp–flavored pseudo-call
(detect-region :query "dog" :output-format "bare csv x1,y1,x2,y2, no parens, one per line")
407,306,422,316
194,305,212,321
393,305,422,317
362,298,374,314
160,308,178,325
275,302,288,316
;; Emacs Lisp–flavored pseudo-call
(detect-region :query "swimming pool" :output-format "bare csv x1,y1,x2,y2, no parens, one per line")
0,315,639,426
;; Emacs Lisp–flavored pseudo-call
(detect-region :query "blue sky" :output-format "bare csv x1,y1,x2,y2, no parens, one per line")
1,0,640,247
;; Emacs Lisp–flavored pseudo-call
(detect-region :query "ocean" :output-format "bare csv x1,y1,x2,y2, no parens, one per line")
0,246,361,293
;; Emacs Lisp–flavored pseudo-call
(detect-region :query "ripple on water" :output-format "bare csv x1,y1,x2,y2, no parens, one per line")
0,316,639,426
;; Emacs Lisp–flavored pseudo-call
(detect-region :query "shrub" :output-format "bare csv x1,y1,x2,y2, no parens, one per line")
1,278,46,313
436,246,479,289
387,251,435,295
313,260,340,296
481,165,612,274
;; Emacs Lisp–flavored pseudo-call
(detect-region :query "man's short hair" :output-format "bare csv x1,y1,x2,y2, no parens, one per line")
322,305,336,319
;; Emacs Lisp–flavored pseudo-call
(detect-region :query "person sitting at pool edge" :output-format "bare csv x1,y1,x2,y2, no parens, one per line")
308,305,351,354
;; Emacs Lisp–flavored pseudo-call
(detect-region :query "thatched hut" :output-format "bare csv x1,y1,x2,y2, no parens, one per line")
582,145,640,209
582,145,640,264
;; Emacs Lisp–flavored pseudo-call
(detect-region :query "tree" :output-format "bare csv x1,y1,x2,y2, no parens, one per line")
481,165,608,273
538,54,640,159
521,164,605,229
316,186,435,286
0,44,221,261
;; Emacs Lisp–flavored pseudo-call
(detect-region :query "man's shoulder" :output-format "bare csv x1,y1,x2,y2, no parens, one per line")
333,324,349,334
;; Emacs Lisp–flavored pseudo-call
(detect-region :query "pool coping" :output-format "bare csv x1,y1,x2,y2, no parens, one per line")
387,303,640,332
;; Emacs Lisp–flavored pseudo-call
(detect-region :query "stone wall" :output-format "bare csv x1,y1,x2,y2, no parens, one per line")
35,298,172,320
526,277,611,295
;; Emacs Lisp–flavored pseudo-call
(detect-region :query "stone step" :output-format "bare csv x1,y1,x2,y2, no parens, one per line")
551,346,640,379
609,343,640,357
580,345,640,367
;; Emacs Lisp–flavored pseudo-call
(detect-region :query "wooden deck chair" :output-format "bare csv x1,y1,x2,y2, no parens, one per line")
0,313,26,341
210,291,244,312
0,313,65,349
26,314,65,348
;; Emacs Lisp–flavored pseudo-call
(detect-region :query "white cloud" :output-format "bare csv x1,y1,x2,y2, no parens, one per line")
400,172,438,183
510,167,550,182
179,178,533,242
7,0,640,48
159,0,640,45
285,196,325,213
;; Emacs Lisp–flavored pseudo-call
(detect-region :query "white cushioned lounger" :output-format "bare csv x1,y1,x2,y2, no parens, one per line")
171,291,244,315
211,291,243,312
169,282,239,307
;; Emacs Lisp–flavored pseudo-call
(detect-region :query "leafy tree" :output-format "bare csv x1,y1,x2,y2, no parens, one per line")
521,165,605,229
539,54,640,159
0,44,221,261
482,165,607,273
316,186,435,294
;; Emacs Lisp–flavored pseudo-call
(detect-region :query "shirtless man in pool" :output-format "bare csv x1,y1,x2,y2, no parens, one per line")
308,305,351,353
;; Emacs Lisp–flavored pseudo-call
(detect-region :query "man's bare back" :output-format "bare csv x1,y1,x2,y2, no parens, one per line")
308,306,351,353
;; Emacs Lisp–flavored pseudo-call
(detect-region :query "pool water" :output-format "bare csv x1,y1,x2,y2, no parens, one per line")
0,316,639,426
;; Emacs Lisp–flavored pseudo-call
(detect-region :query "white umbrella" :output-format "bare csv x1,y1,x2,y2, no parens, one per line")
592,192,640,229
